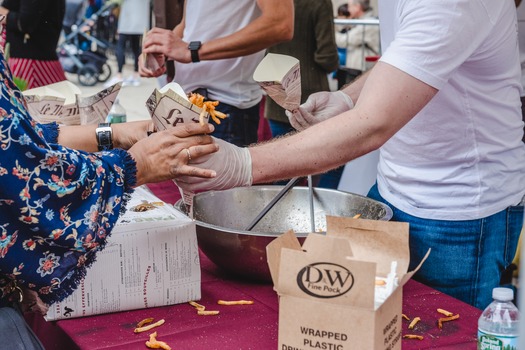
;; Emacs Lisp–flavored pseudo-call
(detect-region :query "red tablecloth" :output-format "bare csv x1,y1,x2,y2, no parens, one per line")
26,251,481,350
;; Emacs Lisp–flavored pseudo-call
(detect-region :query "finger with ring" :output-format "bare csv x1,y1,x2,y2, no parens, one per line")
185,148,192,161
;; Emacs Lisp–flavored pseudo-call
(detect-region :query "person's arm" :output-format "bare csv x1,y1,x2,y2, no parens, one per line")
57,120,154,152
142,0,294,63
194,0,294,61
56,121,218,186
177,62,438,193
250,62,438,183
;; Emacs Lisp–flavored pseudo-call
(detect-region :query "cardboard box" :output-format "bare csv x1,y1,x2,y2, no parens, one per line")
267,215,429,350
45,186,201,320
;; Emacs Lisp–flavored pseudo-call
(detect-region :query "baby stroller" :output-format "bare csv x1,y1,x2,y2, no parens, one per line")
58,44,111,86
58,2,117,86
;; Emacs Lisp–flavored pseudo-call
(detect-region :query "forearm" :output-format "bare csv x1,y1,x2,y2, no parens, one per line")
57,123,131,152
340,69,370,102
197,0,293,60
250,62,438,184
58,124,99,152
250,112,380,184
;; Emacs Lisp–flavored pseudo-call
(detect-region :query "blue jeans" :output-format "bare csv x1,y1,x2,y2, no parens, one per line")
268,120,344,189
367,183,523,310
212,102,260,147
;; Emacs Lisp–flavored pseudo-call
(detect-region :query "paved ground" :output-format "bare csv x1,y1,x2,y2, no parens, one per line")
69,55,161,122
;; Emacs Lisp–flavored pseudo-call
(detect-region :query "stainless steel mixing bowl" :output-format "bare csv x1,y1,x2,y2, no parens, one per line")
175,186,393,282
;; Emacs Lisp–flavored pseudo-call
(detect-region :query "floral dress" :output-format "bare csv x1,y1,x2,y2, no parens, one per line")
0,52,136,306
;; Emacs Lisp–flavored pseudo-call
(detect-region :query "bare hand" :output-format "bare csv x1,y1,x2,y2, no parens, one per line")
142,27,191,64
112,120,155,150
128,123,219,186
138,51,166,78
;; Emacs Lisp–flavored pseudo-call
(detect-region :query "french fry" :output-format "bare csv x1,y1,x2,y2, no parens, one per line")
402,314,410,321
375,279,386,286
437,308,454,317
408,317,421,329
145,331,172,350
352,214,362,219
198,103,208,126
134,319,165,333
217,300,254,305
189,93,204,106
208,108,227,124
188,301,206,311
188,93,228,125
136,317,154,328
438,314,460,330
197,310,220,316
403,334,424,340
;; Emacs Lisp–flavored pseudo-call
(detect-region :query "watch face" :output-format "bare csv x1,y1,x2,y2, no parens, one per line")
189,41,201,50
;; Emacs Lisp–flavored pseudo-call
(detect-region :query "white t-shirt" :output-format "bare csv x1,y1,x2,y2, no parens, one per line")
173,0,264,109
517,2,525,95
376,0,525,220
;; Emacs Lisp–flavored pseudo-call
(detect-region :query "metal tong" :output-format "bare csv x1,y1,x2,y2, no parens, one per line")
244,176,316,232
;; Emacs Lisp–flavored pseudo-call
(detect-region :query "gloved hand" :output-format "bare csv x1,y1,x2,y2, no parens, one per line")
285,90,354,131
176,137,252,192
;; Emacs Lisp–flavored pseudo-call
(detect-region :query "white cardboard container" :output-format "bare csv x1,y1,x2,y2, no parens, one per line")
267,215,429,350
45,186,201,320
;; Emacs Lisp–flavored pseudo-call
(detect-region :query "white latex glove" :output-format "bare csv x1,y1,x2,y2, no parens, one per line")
175,137,252,192
285,90,354,131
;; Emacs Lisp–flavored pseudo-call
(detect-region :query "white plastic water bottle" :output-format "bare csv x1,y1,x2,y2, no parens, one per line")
478,287,519,349
106,98,127,123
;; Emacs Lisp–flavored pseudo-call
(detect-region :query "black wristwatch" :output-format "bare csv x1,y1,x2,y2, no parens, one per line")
188,41,202,63
96,123,113,151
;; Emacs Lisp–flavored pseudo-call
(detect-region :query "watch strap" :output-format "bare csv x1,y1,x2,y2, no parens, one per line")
96,123,113,151
188,41,201,63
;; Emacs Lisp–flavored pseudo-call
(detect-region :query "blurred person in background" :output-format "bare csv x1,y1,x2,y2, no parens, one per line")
176,0,525,310
335,0,379,71
0,0,67,90
0,46,218,347
264,0,342,189
105,0,150,87
334,3,351,67
139,0,294,147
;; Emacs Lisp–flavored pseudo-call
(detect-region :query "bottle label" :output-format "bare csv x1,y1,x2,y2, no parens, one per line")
478,330,518,350
108,114,127,124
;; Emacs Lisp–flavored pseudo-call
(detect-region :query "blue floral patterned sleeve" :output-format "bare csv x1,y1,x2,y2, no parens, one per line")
0,55,137,305
39,122,59,144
